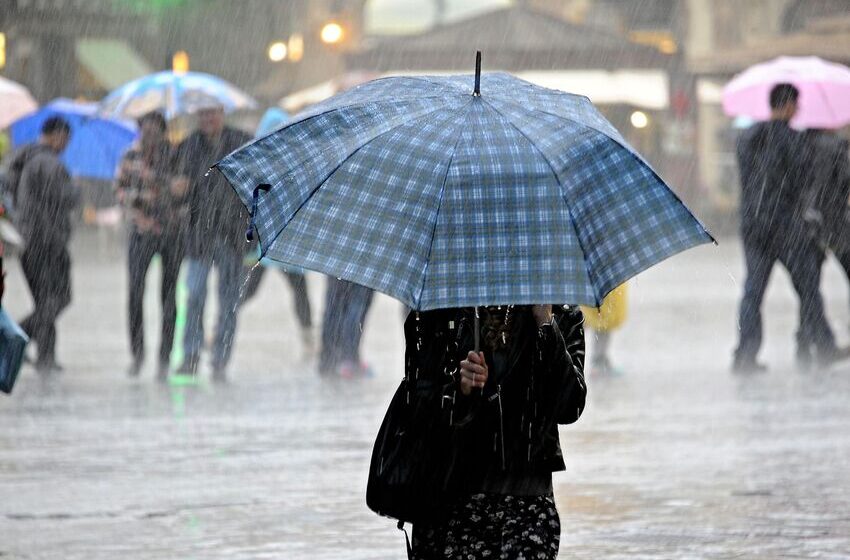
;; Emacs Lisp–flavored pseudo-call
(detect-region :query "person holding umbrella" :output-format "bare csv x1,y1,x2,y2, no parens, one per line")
173,103,251,381
216,53,713,557
732,84,846,372
115,111,184,380
383,304,586,558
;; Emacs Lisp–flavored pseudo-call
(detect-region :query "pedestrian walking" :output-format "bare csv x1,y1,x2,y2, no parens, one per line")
802,128,850,308
733,83,847,372
173,104,251,381
369,305,586,558
115,111,185,380
318,277,373,377
12,117,78,372
215,60,711,556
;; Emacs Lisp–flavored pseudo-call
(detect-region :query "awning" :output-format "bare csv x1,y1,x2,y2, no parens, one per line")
280,69,669,112
75,39,153,90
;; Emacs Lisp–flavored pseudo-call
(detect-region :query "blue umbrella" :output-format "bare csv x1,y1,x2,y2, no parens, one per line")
99,71,258,121
255,107,290,138
10,98,137,181
216,61,713,310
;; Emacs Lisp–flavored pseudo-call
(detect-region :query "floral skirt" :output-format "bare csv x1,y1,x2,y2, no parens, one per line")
411,493,560,559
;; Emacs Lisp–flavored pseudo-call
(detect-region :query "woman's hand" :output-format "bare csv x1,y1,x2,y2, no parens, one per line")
532,304,554,327
459,351,488,396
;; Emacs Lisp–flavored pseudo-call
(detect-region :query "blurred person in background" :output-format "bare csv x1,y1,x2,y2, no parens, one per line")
240,108,314,358
581,283,628,376
115,111,184,380
173,104,251,381
733,83,846,373
13,116,78,372
802,128,850,311
318,277,373,377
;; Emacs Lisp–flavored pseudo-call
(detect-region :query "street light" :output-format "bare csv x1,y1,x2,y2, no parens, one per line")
320,22,344,45
172,50,189,74
630,111,649,129
0,33,6,70
268,41,287,62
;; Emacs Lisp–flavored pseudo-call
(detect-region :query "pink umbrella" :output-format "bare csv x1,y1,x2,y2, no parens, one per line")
0,76,37,130
722,56,850,129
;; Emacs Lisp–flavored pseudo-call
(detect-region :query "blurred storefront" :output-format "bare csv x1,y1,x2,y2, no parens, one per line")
337,4,685,199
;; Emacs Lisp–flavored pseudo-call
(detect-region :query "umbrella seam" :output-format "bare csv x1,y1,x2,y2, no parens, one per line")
481,98,602,306
244,103,465,279
413,99,475,309
493,98,716,246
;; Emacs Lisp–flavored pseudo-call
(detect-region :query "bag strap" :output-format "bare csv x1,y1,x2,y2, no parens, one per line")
398,520,413,559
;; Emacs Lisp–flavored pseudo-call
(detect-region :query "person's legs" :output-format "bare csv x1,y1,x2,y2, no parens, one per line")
128,232,156,373
734,237,775,370
782,241,838,362
591,330,614,374
338,283,374,370
319,276,347,374
157,234,183,375
19,245,70,368
211,247,242,377
239,263,266,306
834,248,850,305
283,271,312,329
18,247,44,346
182,258,210,374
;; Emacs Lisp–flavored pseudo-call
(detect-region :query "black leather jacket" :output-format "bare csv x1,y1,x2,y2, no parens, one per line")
403,305,586,496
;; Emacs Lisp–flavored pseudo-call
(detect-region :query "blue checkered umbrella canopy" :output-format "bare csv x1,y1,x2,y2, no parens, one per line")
216,70,713,310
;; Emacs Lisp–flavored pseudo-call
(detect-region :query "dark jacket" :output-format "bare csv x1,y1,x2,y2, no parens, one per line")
803,131,850,252
404,305,586,497
736,120,810,248
15,145,79,250
174,127,251,259
115,140,184,237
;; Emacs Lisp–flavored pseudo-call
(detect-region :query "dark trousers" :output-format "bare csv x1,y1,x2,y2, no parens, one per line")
19,244,72,365
319,277,374,374
834,248,850,303
735,234,835,363
241,265,312,329
128,231,183,366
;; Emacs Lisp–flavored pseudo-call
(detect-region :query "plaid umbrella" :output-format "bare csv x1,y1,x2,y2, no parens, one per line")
216,59,713,310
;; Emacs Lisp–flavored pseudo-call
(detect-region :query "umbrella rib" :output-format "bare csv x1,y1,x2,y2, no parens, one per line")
481,98,602,306
413,100,475,309
253,103,463,267
494,98,715,245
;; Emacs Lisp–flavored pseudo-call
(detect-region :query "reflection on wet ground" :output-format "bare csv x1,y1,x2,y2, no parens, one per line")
2,234,849,558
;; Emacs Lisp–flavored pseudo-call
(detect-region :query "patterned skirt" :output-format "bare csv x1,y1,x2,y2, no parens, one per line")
411,493,560,559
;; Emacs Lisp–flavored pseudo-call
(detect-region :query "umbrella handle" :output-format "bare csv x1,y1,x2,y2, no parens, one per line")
246,183,271,242
474,306,480,352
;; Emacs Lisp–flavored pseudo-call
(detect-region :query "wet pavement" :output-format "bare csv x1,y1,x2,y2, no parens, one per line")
2,230,850,559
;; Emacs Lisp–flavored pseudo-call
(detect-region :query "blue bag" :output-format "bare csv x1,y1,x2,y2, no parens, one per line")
0,307,28,394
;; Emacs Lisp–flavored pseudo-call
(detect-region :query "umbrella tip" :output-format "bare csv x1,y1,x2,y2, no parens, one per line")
473,51,482,96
